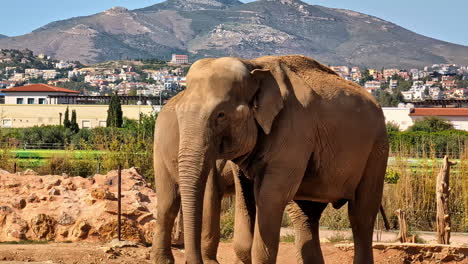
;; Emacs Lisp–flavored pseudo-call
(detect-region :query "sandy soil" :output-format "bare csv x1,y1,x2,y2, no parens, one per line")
0,242,465,264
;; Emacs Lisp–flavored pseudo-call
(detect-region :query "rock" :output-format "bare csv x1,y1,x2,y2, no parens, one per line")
12,198,26,209
108,238,138,248
30,214,56,240
62,173,69,178
51,179,61,186
135,192,150,203
57,212,75,226
0,206,12,214
7,215,29,240
104,200,147,217
91,189,116,200
97,219,143,242
57,225,69,237
62,179,77,191
23,169,37,176
27,193,39,203
84,198,96,206
101,246,114,253
137,213,155,225
70,220,91,240
49,187,61,196
5,183,20,188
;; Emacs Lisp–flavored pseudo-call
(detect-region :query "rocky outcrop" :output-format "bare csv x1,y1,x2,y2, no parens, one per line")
0,168,157,243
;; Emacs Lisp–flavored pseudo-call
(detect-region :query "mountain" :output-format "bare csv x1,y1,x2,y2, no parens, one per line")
138,0,243,11
0,34,7,39
1,0,467,68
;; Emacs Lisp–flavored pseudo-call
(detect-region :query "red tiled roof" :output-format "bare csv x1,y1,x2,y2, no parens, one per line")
2,83,79,94
409,108,468,116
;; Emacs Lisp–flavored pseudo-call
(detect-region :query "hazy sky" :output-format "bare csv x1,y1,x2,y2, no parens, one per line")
0,0,467,46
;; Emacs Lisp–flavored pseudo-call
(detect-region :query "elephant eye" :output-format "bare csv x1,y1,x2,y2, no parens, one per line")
217,112,226,120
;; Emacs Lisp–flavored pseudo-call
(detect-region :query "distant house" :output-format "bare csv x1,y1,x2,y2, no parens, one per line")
401,91,414,101
2,83,79,105
171,54,189,64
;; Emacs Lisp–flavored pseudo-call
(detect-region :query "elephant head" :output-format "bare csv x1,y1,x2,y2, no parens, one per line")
176,57,290,263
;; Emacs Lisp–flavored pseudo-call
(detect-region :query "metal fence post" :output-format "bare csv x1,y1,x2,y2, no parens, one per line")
118,164,122,241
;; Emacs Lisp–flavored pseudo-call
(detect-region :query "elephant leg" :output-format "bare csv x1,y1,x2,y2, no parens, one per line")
152,161,180,264
286,201,327,264
252,167,304,264
233,169,256,264
201,169,222,264
348,145,387,264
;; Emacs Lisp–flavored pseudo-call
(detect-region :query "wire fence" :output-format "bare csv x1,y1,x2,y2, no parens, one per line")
1,144,467,233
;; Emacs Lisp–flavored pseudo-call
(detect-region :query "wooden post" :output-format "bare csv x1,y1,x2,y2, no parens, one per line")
436,155,456,244
171,208,184,246
395,209,414,243
118,165,122,241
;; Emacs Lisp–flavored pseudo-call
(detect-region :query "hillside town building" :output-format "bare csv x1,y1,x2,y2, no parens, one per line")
170,54,189,64
2,84,79,105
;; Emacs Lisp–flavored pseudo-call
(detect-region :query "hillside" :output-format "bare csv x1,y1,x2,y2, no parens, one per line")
0,34,7,39
0,0,467,68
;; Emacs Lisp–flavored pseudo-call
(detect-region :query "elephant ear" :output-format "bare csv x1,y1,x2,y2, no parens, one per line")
250,63,289,135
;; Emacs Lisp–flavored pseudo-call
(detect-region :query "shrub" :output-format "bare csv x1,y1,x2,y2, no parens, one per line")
408,116,454,133
386,121,400,132
320,205,350,230
40,154,73,175
385,167,400,184
220,206,235,241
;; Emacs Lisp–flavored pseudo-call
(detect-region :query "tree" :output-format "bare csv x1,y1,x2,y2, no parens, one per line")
107,93,123,128
63,106,71,128
408,117,454,132
375,90,404,107
70,110,80,133
359,69,374,85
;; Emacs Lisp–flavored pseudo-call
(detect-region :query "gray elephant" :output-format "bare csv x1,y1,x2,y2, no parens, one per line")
151,91,257,264
171,55,389,264
152,91,321,264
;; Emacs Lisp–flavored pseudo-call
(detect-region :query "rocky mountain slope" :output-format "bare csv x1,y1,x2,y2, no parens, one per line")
1,0,467,68
0,34,6,39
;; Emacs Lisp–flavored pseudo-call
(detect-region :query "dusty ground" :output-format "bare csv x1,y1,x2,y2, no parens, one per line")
0,242,465,264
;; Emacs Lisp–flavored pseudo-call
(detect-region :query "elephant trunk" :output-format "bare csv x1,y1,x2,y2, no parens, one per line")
177,113,213,264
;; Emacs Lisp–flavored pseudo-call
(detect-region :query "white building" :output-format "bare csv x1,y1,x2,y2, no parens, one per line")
42,70,58,80
401,91,414,101
383,107,468,131
171,54,189,64
2,83,79,105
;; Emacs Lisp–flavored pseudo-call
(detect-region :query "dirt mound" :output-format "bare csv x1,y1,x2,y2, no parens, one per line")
336,243,467,263
0,168,157,243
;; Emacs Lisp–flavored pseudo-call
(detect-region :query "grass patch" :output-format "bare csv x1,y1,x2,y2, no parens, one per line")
280,234,295,243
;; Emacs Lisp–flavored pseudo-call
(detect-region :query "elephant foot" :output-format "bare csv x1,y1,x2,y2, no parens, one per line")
202,257,220,264
151,249,175,264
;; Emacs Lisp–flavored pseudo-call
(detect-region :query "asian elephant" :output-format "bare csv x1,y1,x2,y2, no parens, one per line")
151,91,257,264
173,55,389,264
151,91,319,264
